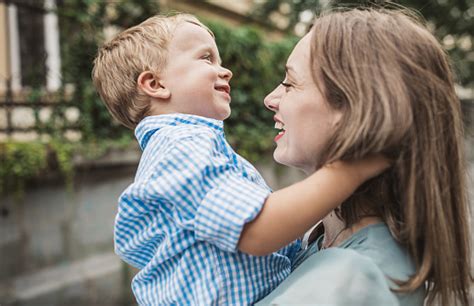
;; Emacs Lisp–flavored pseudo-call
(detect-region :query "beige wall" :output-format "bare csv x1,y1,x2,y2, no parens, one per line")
0,2,8,91
161,0,286,40
207,0,254,16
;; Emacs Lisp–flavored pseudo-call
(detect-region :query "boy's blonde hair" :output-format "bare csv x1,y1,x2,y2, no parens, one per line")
92,14,213,129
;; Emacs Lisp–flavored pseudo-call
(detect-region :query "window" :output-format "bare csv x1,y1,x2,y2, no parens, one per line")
17,0,47,88
7,0,61,91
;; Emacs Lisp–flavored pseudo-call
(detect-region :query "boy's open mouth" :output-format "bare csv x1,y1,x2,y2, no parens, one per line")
215,84,230,95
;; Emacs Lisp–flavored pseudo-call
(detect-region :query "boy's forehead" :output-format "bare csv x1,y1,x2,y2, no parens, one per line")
170,22,215,51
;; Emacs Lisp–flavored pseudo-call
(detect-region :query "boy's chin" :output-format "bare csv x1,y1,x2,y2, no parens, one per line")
216,109,231,121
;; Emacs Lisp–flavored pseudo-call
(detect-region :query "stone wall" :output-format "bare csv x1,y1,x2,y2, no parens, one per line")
0,166,138,305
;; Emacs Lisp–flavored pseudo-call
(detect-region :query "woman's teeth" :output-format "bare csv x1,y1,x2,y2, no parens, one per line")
274,122,285,130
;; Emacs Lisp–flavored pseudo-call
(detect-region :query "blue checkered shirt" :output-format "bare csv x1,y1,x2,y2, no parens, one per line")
114,114,300,305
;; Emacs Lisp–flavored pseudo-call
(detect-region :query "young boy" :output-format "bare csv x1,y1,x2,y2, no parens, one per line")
92,14,386,305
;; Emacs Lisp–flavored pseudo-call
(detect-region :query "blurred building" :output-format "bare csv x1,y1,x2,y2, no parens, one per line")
0,2,292,305
0,0,284,92
0,0,286,142
0,0,64,141
163,0,287,38
0,0,61,93
0,2,472,305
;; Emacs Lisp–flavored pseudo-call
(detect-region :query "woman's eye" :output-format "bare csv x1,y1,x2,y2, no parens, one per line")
281,81,292,91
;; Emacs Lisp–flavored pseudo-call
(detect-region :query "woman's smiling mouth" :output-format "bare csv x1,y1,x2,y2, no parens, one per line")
274,116,285,142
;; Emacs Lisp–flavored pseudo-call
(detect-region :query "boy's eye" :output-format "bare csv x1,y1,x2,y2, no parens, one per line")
202,54,212,62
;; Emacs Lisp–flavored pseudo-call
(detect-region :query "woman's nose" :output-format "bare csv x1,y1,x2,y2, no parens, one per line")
219,66,233,81
264,85,282,112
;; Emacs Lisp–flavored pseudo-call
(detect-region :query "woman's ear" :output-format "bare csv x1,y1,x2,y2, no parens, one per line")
137,71,171,99
331,110,343,127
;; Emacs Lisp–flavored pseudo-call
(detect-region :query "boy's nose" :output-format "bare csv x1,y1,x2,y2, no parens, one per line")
264,85,283,112
219,66,232,81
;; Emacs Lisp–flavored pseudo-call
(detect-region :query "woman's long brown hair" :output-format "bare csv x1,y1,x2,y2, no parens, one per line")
311,8,472,306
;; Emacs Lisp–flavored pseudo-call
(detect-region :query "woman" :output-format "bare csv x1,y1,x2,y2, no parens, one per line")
258,8,471,306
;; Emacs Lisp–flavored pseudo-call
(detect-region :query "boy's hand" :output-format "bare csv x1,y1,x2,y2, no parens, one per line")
326,155,391,185
238,154,391,256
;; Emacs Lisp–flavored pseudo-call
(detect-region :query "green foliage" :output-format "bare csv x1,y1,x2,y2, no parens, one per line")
56,1,298,159
0,141,79,198
0,137,137,198
252,0,474,87
58,0,161,141
1,1,300,196
0,142,48,199
50,140,75,191
207,21,298,160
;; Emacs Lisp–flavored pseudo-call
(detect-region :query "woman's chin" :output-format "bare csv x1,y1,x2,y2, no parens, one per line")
273,150,292,167
273,150,315,174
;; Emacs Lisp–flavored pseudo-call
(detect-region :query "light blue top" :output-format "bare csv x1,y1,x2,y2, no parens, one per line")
114,114,300,305
257,223,425,305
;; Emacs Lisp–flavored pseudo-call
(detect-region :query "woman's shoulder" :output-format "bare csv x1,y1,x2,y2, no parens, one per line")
340,223,426,306
257,247,399,305
339,223,416,282
257,224,425,306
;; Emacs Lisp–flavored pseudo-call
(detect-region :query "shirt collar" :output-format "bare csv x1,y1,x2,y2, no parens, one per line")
135,113,224,150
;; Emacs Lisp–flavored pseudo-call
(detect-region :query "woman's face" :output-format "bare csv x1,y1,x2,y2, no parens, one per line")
264,32,341,174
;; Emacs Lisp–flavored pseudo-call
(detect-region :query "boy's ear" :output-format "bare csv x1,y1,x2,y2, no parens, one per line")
137,71,171,100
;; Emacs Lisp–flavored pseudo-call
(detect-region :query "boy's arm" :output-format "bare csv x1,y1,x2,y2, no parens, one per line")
238,156,389,256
